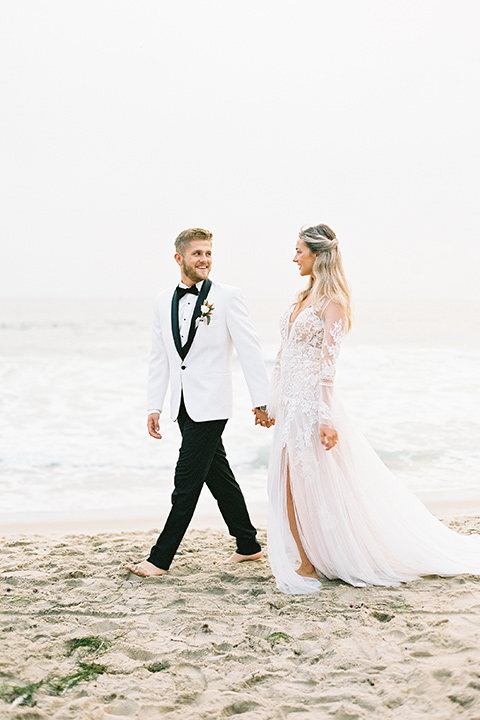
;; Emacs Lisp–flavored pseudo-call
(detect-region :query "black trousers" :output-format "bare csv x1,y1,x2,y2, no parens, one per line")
148,398,261,570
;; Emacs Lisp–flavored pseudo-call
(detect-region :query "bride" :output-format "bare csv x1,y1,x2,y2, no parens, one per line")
267,223,480,594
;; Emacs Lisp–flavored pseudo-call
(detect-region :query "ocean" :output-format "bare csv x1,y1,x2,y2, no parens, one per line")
1,297,480,526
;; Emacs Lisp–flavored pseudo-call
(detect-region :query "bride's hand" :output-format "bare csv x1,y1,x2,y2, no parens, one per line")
253,407,275,427
320,425,338,451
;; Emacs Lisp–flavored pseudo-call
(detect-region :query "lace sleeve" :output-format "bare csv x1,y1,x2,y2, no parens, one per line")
318,300,346,426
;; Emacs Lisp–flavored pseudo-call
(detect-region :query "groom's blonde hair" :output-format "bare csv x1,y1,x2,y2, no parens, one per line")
175,228,213,256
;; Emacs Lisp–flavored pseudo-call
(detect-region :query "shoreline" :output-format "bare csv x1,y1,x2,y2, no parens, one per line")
0,501,267,537
1,491,480,537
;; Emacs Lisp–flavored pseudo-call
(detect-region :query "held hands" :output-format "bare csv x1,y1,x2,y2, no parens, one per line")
253,407,275,428
147,412,162,439
320,424,338,451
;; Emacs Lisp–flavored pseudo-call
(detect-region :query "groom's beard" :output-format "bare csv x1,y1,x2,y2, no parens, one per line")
181,259,211,284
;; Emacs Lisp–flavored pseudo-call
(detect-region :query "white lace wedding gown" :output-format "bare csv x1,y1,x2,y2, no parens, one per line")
267,299,480,594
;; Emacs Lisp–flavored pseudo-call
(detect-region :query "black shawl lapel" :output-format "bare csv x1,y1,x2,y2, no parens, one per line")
180,279,212,360
171,288,182,357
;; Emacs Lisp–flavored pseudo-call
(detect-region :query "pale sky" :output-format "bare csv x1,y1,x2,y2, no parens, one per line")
1,0,480,301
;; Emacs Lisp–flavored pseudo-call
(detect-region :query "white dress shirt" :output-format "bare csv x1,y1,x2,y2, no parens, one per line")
178,280,204,346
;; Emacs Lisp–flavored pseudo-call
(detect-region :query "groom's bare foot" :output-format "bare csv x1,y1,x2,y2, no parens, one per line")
222,551,262,564
124,560,167,577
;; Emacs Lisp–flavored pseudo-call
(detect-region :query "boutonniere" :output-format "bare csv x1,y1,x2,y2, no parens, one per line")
196,301,214,327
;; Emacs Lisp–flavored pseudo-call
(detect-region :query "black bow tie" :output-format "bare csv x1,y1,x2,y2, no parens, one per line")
177,285,199,299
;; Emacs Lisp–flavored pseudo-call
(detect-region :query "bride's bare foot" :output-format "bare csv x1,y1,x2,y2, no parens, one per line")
222,551,262,564
295,564,320,579
124,560,167,577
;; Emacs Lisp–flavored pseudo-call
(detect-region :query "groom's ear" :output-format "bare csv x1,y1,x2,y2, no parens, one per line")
174,252,183,267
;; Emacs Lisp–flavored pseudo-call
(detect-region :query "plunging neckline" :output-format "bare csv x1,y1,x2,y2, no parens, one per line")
289,303,313,326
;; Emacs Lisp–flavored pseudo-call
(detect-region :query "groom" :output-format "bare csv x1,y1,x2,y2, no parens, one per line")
126,228,270,577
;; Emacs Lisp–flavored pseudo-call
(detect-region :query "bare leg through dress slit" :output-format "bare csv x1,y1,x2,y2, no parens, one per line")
285,455,319,579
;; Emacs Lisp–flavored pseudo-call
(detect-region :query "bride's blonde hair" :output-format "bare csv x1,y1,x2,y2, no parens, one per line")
295,223,352,331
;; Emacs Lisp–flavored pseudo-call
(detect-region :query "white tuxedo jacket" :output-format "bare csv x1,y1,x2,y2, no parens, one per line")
147,280,269,422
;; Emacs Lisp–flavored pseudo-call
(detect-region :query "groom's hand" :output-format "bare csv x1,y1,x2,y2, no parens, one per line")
147,413,162,439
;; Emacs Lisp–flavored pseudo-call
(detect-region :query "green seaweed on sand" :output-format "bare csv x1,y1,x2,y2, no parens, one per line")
65,635,110,656
0,680,45,707
47,662,107,695
266,632,292,645
0,662,107,706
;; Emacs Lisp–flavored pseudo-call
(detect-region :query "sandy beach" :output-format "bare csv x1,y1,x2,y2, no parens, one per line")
1,513,480,720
